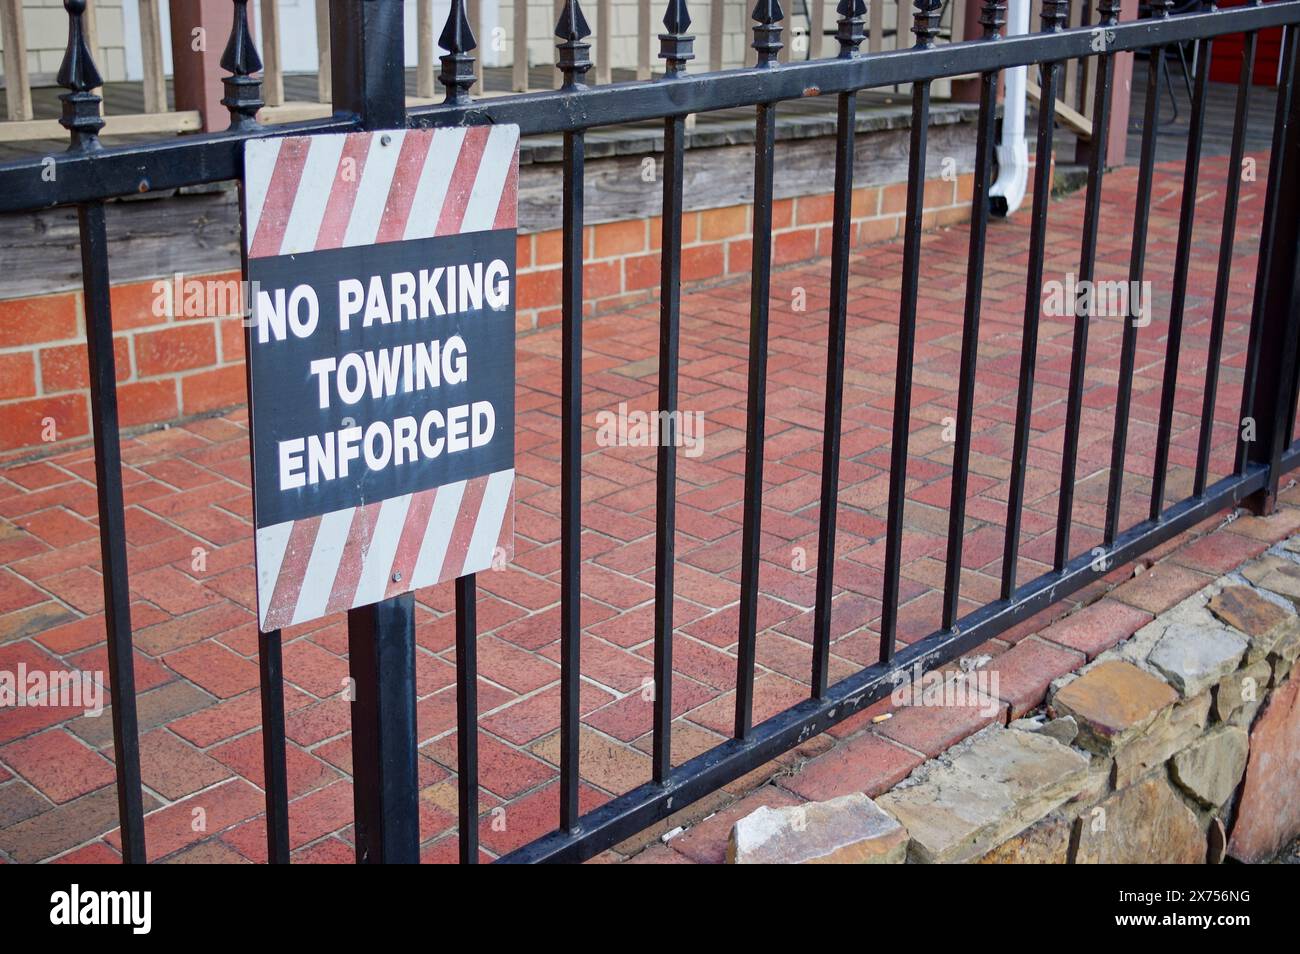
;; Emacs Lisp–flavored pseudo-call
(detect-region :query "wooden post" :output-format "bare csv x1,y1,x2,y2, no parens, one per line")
709,0,723,70
316,0,332,101
470,0,483,88
0,0,33,122
554,0,564,88
951,0,986,102
637,0,651,80
869,0,882,54
597,0,612,83
513,0,529,91
780,3,792,63
170,0,249,132
810,0,826,59
1103,0,1138,167
260,0,285,106
417,0,434,97
1074,0,1136,168
138,0,168,112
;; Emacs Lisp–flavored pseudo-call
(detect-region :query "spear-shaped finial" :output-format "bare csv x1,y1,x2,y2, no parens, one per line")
1147,0,1174,17
555,0,593,89
659,0,695,76
220,0,263,130
1097,0,1122,26
57,0,104,150
752,0,785,68
1040,0,1070,30
834,0,867,58
439,0,478,104
979,0,1007,37
912,0,944,48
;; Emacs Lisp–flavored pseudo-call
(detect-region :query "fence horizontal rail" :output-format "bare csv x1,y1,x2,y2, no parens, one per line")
1,2,1297,215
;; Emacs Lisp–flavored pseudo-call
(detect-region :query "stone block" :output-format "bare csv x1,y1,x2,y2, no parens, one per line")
1240,555,1300,607
1228,662,1300,863
1147,623,1248,698
976,811,1071,864
1111,692,1211,789
1071,774,1205,864
1212,659,1272,725
1207,584,1294,663
877,725,1088,864
1170,725,1249,810
726,793,908,864
1049,660,1177,755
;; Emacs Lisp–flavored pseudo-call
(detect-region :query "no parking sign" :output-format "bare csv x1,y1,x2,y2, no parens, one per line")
240,125,520,632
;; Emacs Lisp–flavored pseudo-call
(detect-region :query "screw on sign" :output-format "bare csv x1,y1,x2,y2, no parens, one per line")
240,125,520,631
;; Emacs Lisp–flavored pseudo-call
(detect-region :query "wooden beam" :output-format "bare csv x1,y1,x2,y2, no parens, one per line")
1026,78,1093,140
0,110,202,143
0,0,33,122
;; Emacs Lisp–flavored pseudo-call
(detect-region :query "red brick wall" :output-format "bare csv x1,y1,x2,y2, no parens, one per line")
0,276,248,456
0,172,986,457
514,173,980,331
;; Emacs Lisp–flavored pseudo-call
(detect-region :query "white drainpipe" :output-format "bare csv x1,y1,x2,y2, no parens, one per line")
990,0,1031,217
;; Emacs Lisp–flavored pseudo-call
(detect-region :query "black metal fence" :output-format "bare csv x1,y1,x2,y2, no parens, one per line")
2,0,1300,864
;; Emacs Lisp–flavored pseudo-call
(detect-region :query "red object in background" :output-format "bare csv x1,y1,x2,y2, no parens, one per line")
1211,0,1285,85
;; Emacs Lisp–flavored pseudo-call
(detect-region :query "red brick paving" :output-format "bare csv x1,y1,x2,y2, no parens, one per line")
1,153,1298,863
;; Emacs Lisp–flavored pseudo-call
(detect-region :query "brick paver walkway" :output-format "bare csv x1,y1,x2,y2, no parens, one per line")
1,153,1294,863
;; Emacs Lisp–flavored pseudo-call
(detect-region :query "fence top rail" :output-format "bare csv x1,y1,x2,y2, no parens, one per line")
0,0,1296,215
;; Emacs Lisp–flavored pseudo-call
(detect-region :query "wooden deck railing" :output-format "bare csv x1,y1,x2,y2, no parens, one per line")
0,0,200,141
0,0,995,140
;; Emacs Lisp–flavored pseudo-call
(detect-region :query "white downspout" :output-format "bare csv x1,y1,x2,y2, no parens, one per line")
990,0,1030,217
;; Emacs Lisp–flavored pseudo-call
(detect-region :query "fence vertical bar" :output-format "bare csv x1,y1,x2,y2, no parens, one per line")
735,0,783,739
942,0,1004,631
1149,0,1214,521
80,203,148,865
811,0,865,697
224,0,287,864
330,0,421,864
57,0,147,865
1002,0,1068,600
1195,31,1257,496
556,0,592,829
652,0,693,780
1053,0,1118,571
456,575,480,862
1105,6,1168,545
1242,23,1300,512
258,631,290,863
880,0,941,661
1237,22,1297,480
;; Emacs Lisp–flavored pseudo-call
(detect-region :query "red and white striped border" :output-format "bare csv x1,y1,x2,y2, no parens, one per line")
243,127,519,630
243,124,520,260
255,468,515,631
